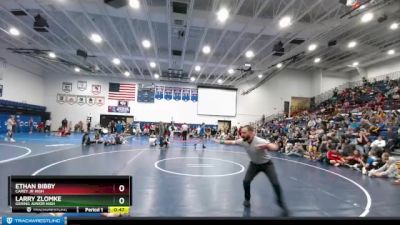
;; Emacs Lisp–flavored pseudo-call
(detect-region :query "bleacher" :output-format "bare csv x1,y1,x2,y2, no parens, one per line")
0,99,46,112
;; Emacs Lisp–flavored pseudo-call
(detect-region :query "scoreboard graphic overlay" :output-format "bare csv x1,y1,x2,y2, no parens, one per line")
8,176,132,214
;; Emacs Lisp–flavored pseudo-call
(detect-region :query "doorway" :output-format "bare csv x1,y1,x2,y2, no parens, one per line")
218,120,231,134
100,114,134,127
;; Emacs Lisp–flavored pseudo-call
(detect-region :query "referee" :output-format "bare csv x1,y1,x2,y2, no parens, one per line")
216,125,289,216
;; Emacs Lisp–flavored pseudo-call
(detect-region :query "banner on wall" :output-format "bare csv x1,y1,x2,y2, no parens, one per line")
290,97,311,116
86,96,95,106
77,81,87,91
155,86,164,100
95,97,105,106
92,84,101,95
57,94,66,103
77,95,86,105
173,87,182,101
118,100,128,106
0,84,3,97
190,88,198,102
62,82,72,93
108,106,130,113
182,88,190,102
137,83,155,103
67,95,77,105
164,87,173,101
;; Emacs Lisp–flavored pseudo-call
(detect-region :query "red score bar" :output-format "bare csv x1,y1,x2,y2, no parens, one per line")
17,183,130,195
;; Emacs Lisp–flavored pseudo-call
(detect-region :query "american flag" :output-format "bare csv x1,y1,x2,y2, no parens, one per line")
108,83,136,101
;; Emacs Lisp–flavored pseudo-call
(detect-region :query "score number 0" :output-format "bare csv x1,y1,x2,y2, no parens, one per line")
118,185,125,205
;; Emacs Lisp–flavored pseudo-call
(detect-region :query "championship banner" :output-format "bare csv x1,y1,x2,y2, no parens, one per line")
190,88,198,102
108,106,130,113
182,88,190,102
164,87,173,101
62,82,72,93
67,95,77,105
155,86,164,100
95,97,105,106
173,87,182,101
57,94,66,104
77,95,86,105
137,83,155,103
86,96,95,106
77,81,87,91
92,84,101,95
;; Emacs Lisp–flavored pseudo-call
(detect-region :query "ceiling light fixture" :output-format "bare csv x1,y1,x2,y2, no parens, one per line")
9,27,20,36
124,71,130,76
142,39,151,48
308,43,318,51
74,67,80,72
195,65,201,71
279,16,292,28
190,77,196,82
217,79,223,84
353,62,359,66
276,63,283,68
154,73,160,79
112,58,121,65
390,23,398,30
216,8,229,23
387,49,395,55
202,45,211,54
258,74,263,79
90,33,102,43
129,0,140,9
149,61,156,68
314,57,321,63
228,68,234,74
245,50,254,58
361,12,374,23
48,52,56,58
348,41,357,48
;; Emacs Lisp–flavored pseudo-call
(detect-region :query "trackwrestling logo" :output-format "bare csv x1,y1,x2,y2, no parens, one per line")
2,216,64,225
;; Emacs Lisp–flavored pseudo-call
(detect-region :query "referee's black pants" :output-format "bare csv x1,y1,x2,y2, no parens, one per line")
243,161,287,209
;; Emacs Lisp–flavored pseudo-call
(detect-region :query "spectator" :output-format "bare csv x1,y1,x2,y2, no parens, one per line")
327,148,346,167
345,150,364,171
370,136,386,152
181,123,189,141
45,118,52,133
362,150,379,175
369,153,398,178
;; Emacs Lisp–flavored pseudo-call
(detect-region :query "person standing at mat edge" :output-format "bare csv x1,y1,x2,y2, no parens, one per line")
215,125,289,217
5,115,16,142
194,122,206,149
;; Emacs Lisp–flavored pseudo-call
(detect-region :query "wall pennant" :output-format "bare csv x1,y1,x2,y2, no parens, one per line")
62,82,72,93
92,84,101,95
77,81,87,91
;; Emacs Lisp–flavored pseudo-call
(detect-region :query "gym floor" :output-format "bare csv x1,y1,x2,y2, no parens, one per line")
0,133,399,217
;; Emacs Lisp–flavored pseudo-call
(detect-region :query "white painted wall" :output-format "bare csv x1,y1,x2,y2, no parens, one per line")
310,70,350,96
43,69,314,129
311,70,322,96
236,69,313,122
0,63,44,105
365,56,400,79
320,71,350,93
349,56,400,81
44,75,240,129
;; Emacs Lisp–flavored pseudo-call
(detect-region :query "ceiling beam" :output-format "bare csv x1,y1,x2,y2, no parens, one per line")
202,0,271,83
